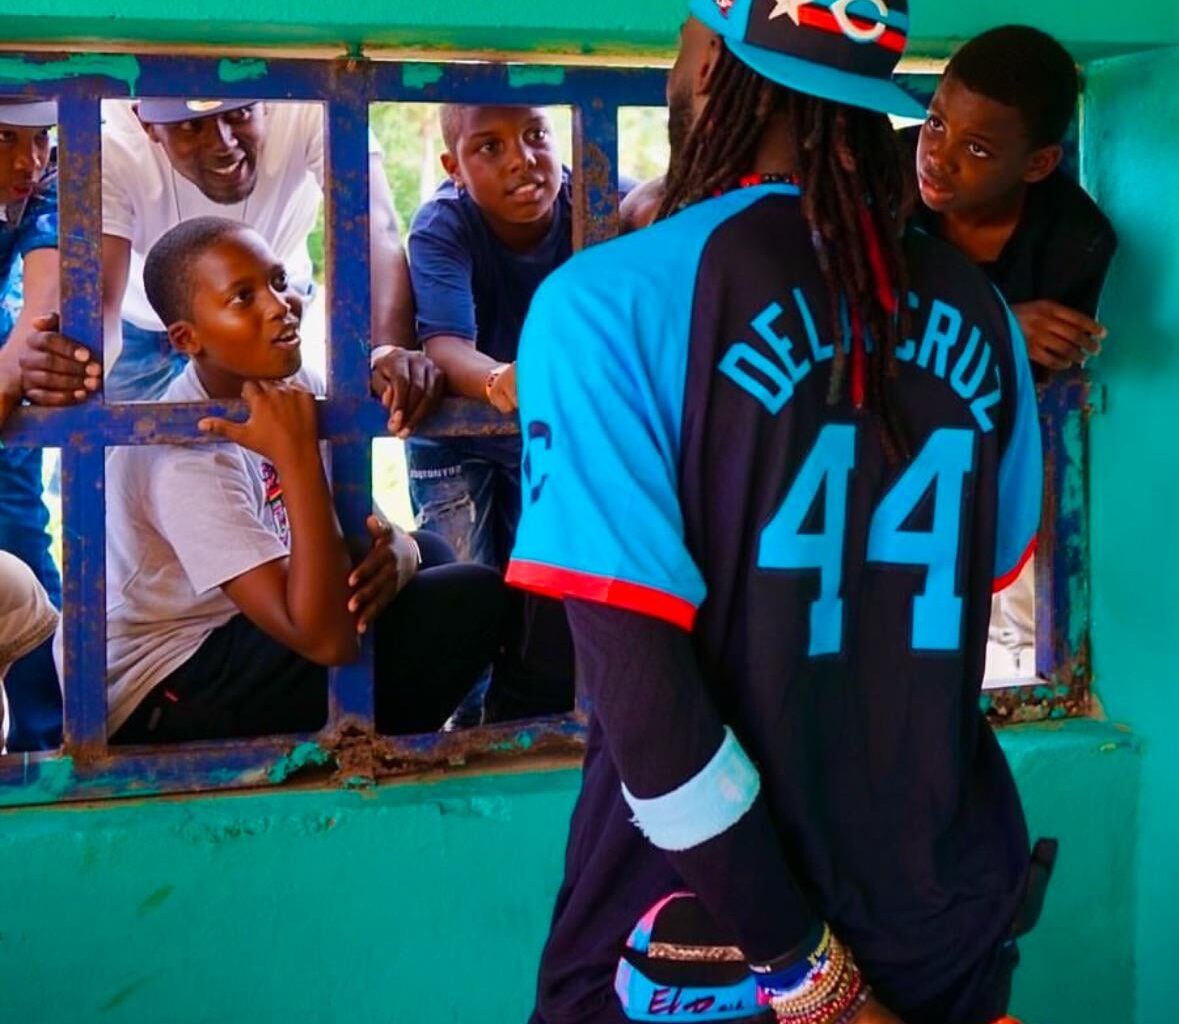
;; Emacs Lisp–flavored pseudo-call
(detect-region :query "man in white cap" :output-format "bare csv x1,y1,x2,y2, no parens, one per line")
506,2,1043,1022
105,97,437,413
20,97,441,433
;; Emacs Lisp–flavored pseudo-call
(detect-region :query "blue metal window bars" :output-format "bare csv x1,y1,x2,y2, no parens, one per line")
0,55,1091,807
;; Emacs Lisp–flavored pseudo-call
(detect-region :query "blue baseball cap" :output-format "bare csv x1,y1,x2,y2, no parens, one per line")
0,99,57,127
136,98,259,125
689,0,926,119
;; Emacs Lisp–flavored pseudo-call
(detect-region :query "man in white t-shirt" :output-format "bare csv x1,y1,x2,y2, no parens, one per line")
99,97,433,411
21,97,443,437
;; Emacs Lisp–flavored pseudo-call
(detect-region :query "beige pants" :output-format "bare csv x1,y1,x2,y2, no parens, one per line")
0,551,59,751
989,555,1036,674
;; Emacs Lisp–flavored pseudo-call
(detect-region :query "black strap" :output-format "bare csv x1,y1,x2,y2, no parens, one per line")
1011,837,1058,938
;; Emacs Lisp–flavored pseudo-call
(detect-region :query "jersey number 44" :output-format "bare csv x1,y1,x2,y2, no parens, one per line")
759,424,975,657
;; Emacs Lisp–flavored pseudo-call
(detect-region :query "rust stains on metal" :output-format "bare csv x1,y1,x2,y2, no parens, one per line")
983,675,1092,725
314,719,587,789
578,141,619,249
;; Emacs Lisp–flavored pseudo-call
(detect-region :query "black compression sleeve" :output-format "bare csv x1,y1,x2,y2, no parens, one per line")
566,597,819,963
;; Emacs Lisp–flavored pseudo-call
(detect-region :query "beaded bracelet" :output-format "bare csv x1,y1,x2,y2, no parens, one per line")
769,958,857,1021
755,927,868,1024
771,968,866,1024
752,924,834,996
831,986,871,1024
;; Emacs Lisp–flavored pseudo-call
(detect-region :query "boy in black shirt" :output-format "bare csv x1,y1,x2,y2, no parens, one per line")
914,25,1117,370
912,25,1117,672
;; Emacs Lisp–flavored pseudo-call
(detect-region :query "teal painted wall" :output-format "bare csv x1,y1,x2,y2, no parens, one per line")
1085,45,1179,1024
0,4,1169,1022
0,0,1175,58
0,725,1141,1023
1,769,579,1022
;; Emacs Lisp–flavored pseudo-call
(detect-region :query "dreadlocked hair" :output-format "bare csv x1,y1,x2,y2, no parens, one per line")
658,44,917,461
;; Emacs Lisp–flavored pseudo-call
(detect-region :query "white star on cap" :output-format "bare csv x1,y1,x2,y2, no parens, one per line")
768,0,808,23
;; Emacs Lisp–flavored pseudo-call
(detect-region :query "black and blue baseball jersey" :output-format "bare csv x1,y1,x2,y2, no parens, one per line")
507,182,1041,1021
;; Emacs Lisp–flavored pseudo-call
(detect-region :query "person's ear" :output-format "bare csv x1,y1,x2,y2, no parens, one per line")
696,31,724,99
132,105,157,142
440,151,462,188
1023,144,1063,185
167,321,198,357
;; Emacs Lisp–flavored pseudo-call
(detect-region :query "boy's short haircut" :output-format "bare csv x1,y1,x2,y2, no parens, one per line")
143,216,246,327
946,25,1079,148
439,105,469,155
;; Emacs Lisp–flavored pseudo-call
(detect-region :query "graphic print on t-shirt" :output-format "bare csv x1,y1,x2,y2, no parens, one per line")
260,460,290,548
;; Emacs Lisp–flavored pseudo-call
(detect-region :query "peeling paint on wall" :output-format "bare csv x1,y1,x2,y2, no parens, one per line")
0,755,77,807
218,57,268,83
266,742,332,784
402,63,444,90
1061,410,1090,653
508,65,566,88
0,54,141,92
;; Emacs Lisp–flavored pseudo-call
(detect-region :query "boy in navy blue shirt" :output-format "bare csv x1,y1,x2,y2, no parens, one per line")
406,105,587,722
406,104,571,569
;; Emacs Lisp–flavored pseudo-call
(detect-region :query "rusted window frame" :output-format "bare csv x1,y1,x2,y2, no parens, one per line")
0,53,1088,808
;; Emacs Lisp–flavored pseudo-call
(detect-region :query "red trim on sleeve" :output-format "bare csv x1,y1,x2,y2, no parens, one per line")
993,537,1037,593
505,559,698,632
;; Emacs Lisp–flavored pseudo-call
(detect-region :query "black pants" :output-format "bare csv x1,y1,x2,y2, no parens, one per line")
898,936,1019,1024
485,590,576,723
113,533,507,743
892,837,1054,1024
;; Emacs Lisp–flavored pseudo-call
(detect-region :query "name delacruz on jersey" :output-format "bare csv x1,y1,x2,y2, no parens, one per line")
719,288,1003,432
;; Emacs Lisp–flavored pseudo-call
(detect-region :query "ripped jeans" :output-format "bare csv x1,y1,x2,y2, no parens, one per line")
406,440,522,571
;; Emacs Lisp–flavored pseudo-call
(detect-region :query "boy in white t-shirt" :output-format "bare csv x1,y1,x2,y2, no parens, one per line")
106,216,505,743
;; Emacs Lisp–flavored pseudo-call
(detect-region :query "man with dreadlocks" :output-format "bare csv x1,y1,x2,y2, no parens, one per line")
506,2,1042,1023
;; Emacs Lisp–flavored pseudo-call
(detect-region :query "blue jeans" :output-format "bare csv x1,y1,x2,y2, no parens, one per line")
407,441,522,571
0,446,63,750
106,321,188,402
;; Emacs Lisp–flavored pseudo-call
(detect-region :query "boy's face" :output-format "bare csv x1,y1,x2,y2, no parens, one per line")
917,74,1061,215
141,103,265,205
170,229,303,391
441,107,560,232
0,124,51,205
